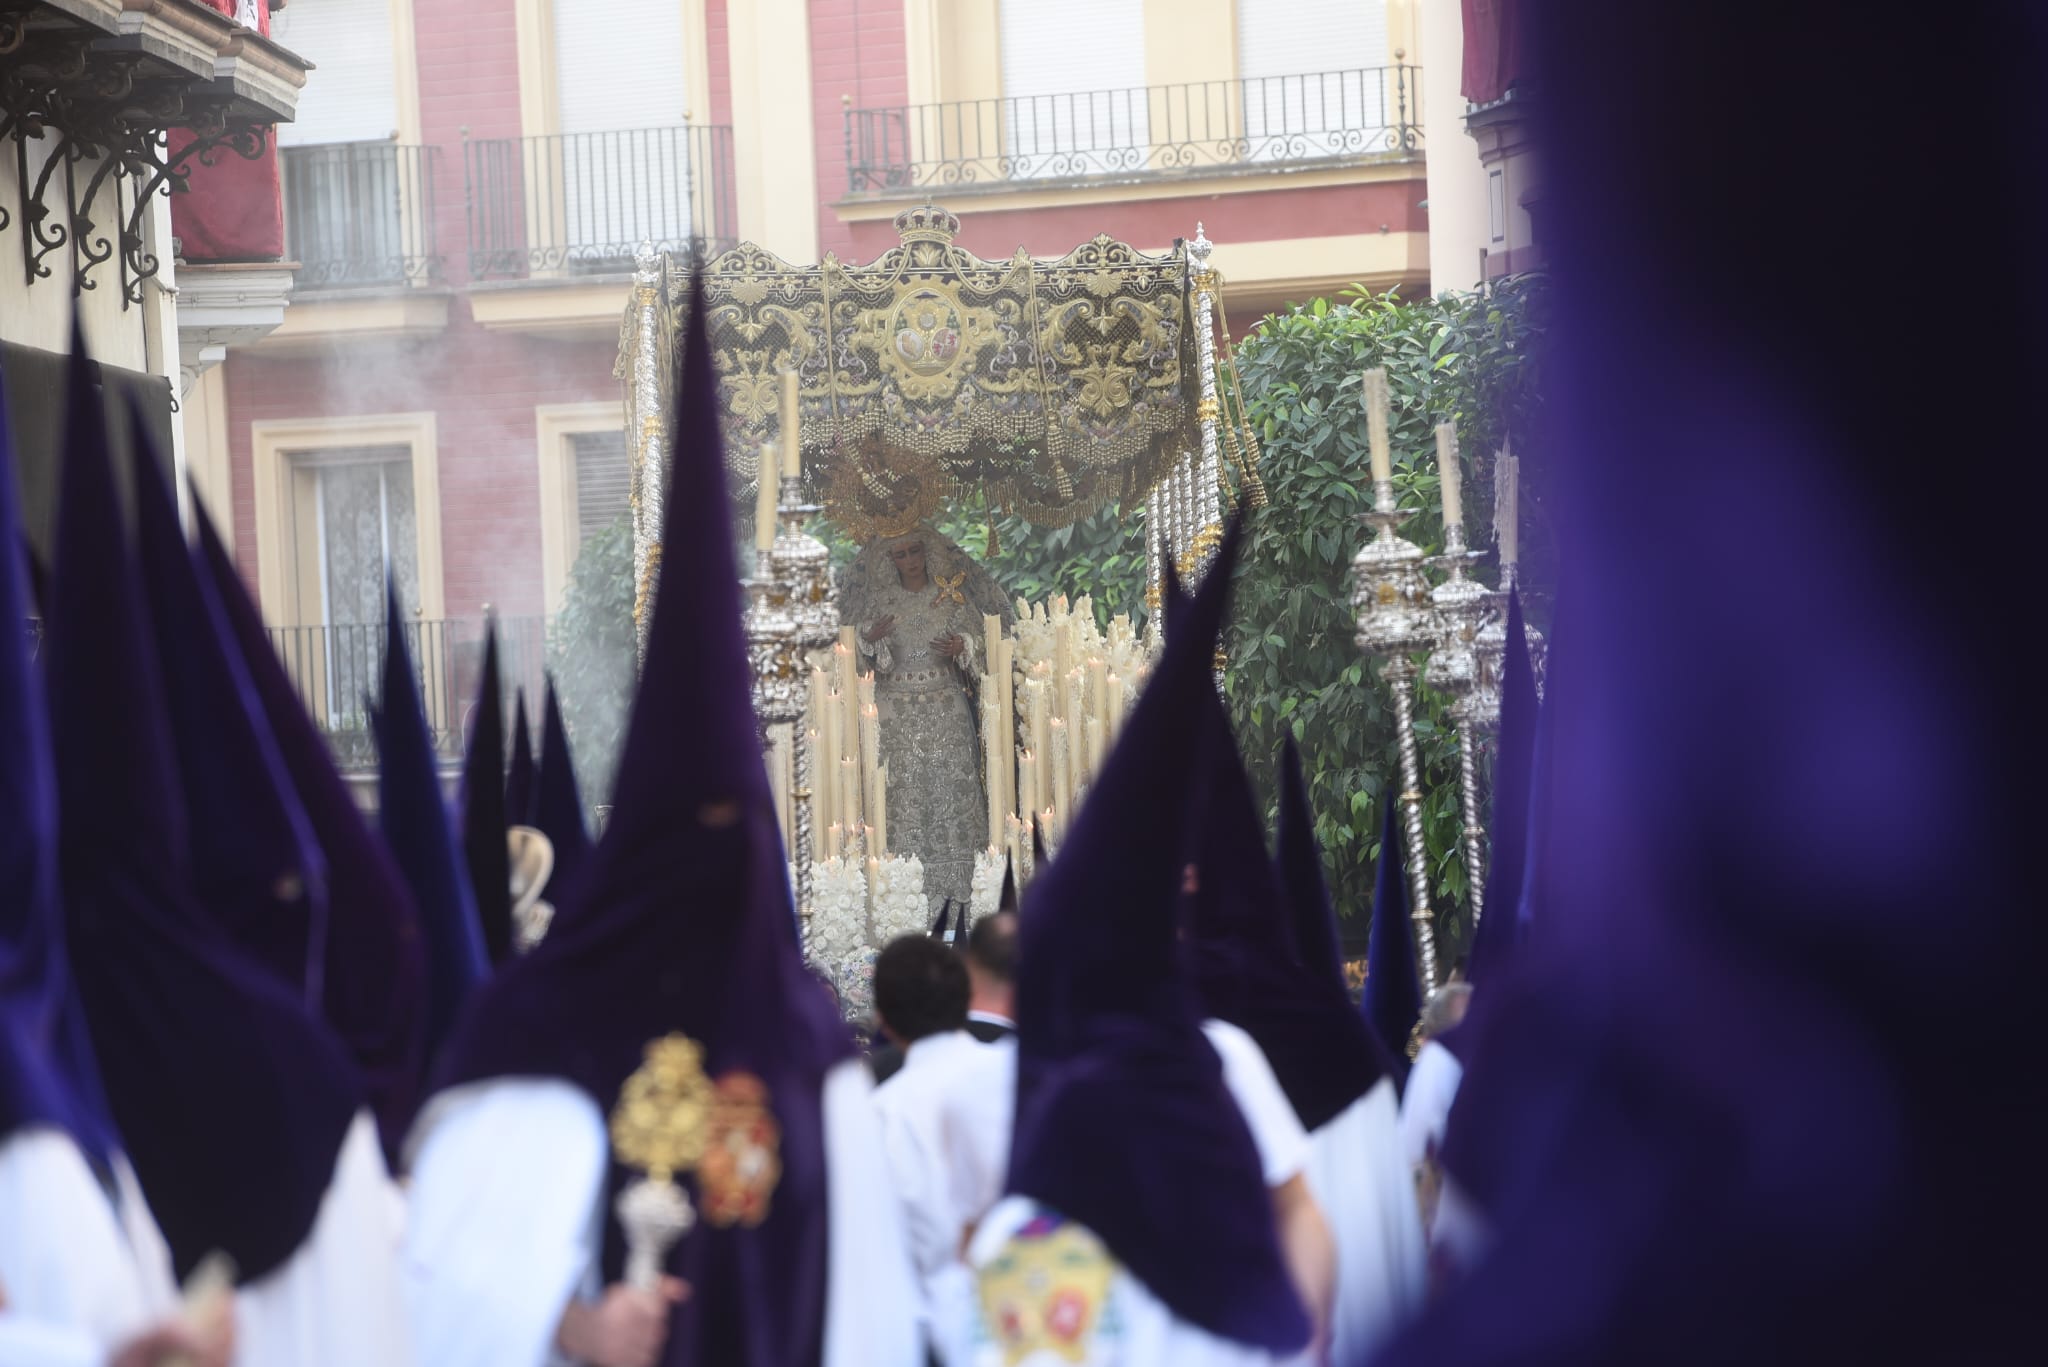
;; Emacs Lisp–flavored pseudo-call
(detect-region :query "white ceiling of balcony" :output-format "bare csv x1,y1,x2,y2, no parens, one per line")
271,0,400,146
556,0,688,133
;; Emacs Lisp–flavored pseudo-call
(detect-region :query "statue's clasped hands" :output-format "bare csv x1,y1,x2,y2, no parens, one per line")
931,632,965,659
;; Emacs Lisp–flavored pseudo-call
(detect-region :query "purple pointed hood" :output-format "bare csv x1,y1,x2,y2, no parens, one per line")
193,506,426,1159
374,579,487,1072
1467,590,1537,986
434,274,851,1366
1361,791,1421,1082
0,361,118,1168
1007,518,1311,1353
506,688,537,826
534,677,592,900
1187,727,1398,1133
48,333,361,1282
460,627,516,964
131,418,329,1008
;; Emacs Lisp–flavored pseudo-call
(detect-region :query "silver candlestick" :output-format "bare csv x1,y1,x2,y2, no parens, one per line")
1425,525,1493,935
1351,482,1442,992
771,473,837,943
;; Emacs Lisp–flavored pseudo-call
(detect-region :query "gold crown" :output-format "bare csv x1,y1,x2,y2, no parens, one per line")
894,204,961,245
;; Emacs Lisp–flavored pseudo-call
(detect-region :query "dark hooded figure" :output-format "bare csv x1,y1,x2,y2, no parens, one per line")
400,276,920,1367
45,332,411,1362
193,506,426,1161
533,677,594,903
0,364,235,1365
1365,4,2038,1365
943,521,1333,1365
1187,731,1429,1360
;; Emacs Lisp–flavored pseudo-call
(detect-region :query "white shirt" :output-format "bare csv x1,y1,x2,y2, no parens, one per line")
403,1062,923,1367
1398,1039,1465,1173
235,1109,415,1367
0,1128,177,1367
872,1031,1001,1289
1303,1080,1426,1362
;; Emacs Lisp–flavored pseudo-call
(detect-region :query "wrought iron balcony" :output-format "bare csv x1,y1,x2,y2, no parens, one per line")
280,142,442,288
263,615,549,771
464,124,738,279
845,66,1423,195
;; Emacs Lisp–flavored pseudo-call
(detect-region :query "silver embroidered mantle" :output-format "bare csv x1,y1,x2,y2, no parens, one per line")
840,526,1013,907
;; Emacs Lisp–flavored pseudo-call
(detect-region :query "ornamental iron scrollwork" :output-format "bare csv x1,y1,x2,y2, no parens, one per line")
1,15,272,304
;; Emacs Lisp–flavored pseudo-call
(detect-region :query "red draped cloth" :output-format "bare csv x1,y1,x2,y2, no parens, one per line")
1461,0,1525,105
167,1,283,264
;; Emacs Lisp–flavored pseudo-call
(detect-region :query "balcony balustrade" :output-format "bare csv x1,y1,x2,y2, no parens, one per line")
845,65,1422,195
280,142,442,288
263,615,550,771
464,124,738,279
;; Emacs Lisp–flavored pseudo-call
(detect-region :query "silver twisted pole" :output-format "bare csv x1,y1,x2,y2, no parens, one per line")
1381,656,1440,989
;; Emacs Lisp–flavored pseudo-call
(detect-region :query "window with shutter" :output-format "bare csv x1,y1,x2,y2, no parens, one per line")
270,0,398,147
553,0,691,261
1236,0,1394,159
998,0,1147,177
571,430,631,550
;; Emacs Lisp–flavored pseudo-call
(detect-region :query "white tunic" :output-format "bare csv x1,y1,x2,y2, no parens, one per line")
235,1110,414,1367
1303,1079,1426,1363
1397,1039,1464,1173
0,1128,176,1367
932,1021,1312,1367
402,1061,922,1367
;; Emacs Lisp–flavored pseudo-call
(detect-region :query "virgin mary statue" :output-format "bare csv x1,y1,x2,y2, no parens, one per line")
839,523,1013,907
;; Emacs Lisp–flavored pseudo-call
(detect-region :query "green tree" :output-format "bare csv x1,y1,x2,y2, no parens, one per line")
547,514,637,807
1223,276,1551,962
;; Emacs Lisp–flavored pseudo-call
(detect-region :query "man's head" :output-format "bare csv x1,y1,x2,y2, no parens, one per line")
873,934,969,1047
963,910,1018,1020
1418,982,1474,1042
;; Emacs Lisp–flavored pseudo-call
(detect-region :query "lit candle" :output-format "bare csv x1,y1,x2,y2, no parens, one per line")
996,637,1017,820
982,695,1003,847
1108,673,1126,735
1053,622,1074,713
873,773,887,854
1027,681,1050,795
1019,749,1039,821
820,692,842,831
983,614,1002,683
1498,446,1520,576
860,704,882,841
754,443,779,552
807,728,826,858
1362,368,1392,487
866,854,881,910
1085,715,1106,781
780,368,803,481
1088,657,1109,729
1041,805,1060,851
1049,717,1072,816
840,756,861,846
836,632,860,729
1435,422,1463,530
1065,670,1088,784
827,821,842,862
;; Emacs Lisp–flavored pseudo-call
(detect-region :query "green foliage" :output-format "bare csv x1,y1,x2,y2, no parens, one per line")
548,514,637,807
934,489,1151,631
1224,275,1551,962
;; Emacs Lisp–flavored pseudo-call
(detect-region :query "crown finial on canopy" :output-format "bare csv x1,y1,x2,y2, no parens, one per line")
893,203,961,245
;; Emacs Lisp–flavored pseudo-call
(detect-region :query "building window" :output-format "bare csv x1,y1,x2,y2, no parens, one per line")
271,0,398,146
1489,169,1507,244
999,0,1147,175
570,428,631,549
552,0,691,264
286,446,418,725
1237,0,1393,160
